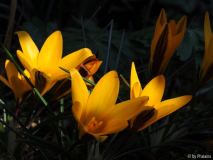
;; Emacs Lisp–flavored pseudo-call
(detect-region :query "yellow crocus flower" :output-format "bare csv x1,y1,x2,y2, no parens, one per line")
70,68,149,142
0,60,31,103
130,62,192,132
16,31,95,95
149,8,187,79
199,11,213,86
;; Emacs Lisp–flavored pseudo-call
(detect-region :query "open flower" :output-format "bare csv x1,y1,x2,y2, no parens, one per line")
16,31,95,95
0,60,31,103
70,68,149,142
199,11,213,86
149,8,187,79
130,62,192,132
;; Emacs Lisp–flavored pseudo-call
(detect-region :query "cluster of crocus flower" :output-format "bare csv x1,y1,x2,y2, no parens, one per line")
0,31,101,104
69,62,192,142
7,8,213,145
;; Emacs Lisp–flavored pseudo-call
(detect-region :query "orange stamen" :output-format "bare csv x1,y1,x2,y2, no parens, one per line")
87,117,103,132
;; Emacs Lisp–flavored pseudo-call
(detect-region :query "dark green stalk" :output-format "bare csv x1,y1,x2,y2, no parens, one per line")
87,20,113,47
115,30,125,71
81,16,87,47
104,19,113,74
59,66,96,86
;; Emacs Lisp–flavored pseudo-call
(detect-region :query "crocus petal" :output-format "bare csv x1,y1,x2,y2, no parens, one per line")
72,101,87,139
130,106,158,132
90,134,108,142
150,8,167,60
84,60,102,78
155,95,192,119
51,79,71,101
15,31,39,64
86,71,119,123
17,50,34,72
70,68,89,124
150,23,173,76
38,31,62,75
150,23,167,63
170,16,187,59
0,75,10,88
31,68,54,95
54,48,94,79
138,96,192,130
24,70,31,78
169,20,176,36
157,8,167,27
5,60,19,87
200,35,213,79
85,76,95,87
204,11,212,54
95,119,128,135
141,75,165,106
10,75,25,102
104,96,149,121
130,62,142,99
175,16,187,35
132,82,142,99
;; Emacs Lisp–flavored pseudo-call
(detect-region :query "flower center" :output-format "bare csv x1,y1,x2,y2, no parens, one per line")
35,70,47,93
87,117,103,132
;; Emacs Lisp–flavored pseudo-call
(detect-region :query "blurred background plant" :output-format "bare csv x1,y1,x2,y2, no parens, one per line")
0,0,213,159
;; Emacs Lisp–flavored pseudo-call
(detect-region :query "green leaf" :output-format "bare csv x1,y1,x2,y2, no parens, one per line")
17,133,77,159
177,28,203,61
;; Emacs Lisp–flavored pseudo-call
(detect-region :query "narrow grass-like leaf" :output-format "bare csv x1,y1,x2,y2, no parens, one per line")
179,128,213,138
59,66,96,86
0,120,49,160
180,101,213,127
31,112,73,133
46,112,64,160
81,16,87,47
0,139,16,160
103,132,119,157
0,101,28,133
87,20,113,47
120,74,130,88
115,31,125,71
31,112,73,146
166,55,196,81
140,57,149,83
104,19,113,74
17,132,76,159
165,117,213,139
60,98,65,146
112,144,178,160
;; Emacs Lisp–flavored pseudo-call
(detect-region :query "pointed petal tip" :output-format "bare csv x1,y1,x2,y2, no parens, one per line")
153,75,165,84
69,68,78,75
132,61,135,66
106,70,118,78
92,134,108,142
5,59,10,67
205,11,209,17
14,30,28,35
